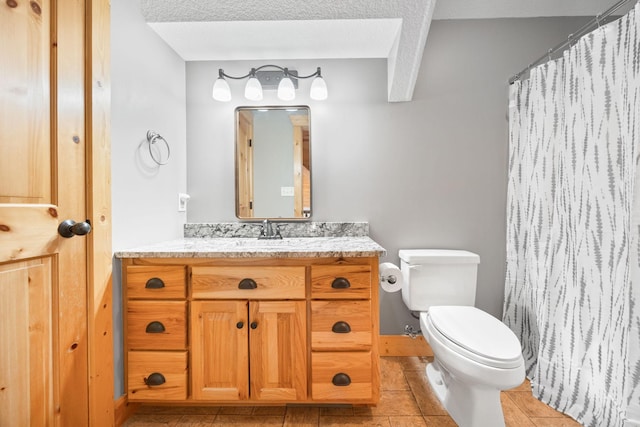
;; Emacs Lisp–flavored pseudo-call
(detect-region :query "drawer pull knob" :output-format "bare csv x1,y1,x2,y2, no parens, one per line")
236,321,244,329
332,373,351,386
145,277,165,289
331,277,351,289
250,321,258,329
332,321,351,333
238,278,258,289
145,321,166,333
144,372,166,387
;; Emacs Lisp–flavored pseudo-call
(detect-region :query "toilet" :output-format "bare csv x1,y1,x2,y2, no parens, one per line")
399,249,525,427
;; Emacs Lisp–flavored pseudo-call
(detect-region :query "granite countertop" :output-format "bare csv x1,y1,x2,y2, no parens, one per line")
114,236,386,259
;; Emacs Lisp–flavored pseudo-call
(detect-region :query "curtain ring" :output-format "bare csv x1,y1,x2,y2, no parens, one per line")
146,130,171,166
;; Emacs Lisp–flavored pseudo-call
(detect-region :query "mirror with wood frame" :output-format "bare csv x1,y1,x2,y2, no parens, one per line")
235,106,311,220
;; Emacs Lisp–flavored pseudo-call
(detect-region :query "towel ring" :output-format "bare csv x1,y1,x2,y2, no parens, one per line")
146,130,170,165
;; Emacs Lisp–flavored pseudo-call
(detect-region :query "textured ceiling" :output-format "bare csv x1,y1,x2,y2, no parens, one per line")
141,0,436,102
141,0,620,102
434,0,626,19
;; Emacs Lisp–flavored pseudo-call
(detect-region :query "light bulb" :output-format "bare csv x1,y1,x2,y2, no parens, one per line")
310,76,328,100
244,76,263,101
212,77,231,102
277,77,296,101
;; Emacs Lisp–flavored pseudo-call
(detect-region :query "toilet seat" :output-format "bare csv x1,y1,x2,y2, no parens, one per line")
423,306,523,369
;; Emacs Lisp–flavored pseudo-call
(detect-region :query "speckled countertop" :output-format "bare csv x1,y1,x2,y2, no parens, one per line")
114,236,386,259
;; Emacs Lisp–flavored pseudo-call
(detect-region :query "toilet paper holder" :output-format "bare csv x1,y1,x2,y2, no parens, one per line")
379,262,403,293
380,273,398,285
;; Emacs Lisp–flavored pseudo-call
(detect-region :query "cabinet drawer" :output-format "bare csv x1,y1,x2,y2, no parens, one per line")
126,266,186,299
191,266,305,299
311,352,372,401
127,301,187,350
311,265,371,299
311,300,372,350
127,351,187,401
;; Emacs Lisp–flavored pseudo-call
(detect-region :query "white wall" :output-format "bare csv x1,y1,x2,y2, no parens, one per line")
111,0,187,251
185,17,589,334
111,0,187,397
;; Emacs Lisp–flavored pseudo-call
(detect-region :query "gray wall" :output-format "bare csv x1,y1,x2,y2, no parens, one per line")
111,0,187,397
185,17,589,334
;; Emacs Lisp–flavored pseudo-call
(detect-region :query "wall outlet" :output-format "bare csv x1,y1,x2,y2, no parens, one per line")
280,186,294,197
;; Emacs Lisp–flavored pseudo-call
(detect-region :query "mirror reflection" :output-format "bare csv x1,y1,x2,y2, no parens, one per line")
236,106,311,220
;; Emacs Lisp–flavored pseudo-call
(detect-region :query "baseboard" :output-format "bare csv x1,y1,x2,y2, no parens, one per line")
114,395,138,427
379,335,433,356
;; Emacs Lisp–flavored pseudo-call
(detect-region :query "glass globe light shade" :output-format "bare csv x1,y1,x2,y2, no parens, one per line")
309,76,328,100
244,76,263,101
277,77,296,101
212,77,231,102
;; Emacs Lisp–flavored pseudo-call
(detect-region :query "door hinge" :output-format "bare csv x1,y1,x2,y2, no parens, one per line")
249,201,253,209
248,138,252,147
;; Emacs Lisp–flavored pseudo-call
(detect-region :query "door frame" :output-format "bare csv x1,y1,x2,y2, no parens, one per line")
85,0,114,424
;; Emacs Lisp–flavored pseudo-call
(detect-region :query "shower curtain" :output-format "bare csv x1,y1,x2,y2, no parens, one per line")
504,3,640,426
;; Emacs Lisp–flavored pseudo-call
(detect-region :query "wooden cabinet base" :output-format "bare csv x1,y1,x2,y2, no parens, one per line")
122,256,380,407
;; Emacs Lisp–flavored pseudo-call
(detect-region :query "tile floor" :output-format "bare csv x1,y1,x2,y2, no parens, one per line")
122,356,583,427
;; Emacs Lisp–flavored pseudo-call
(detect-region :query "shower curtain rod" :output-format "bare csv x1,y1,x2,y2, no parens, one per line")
508,0,636,84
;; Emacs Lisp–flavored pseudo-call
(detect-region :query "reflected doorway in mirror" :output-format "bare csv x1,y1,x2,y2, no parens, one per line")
235,106,311,220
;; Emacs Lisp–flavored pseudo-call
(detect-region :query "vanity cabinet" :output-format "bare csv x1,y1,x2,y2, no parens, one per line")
309,264,375,401
125,266,188,401
121,256,380,406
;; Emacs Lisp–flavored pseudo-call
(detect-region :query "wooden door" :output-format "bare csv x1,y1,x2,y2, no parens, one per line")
0,1,112,425
191,300,249,400
289,114,309,218
249,300,307,401
236,110,254,218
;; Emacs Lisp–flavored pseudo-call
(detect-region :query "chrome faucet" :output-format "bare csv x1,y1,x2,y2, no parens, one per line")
258,219,282,240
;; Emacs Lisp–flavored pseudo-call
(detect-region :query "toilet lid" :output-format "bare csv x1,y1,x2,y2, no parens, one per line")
426,306,523,369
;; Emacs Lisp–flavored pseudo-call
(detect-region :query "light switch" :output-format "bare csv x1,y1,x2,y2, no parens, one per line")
178,193,190,211
281,186,294,197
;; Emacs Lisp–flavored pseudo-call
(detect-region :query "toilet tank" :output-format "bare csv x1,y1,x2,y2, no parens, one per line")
399,249,480,311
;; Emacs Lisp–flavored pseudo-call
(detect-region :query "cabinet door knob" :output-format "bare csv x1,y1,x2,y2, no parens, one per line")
144,372,166,386
145,321,166,333
331,277,351,289
238,278,258,289
332,321,351,333
250,322,258,329
145,277,165,289
332,373,351,386
236,321,244,329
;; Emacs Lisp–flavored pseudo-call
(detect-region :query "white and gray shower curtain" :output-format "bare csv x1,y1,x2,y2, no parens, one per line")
504,3,640,426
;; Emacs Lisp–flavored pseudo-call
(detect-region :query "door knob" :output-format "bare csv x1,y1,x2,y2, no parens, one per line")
58,219,92,238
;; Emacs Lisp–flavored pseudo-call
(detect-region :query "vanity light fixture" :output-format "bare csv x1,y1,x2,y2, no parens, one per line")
212,65,328,102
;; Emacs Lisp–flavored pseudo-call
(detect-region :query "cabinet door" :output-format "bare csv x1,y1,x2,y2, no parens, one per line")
191,300,249,400
250,300,307,401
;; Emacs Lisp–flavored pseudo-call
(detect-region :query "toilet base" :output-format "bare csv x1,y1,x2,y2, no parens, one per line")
426,361,506,427
426,361,448,403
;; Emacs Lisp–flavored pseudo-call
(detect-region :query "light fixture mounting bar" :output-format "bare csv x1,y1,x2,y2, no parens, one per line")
256,70,298,90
